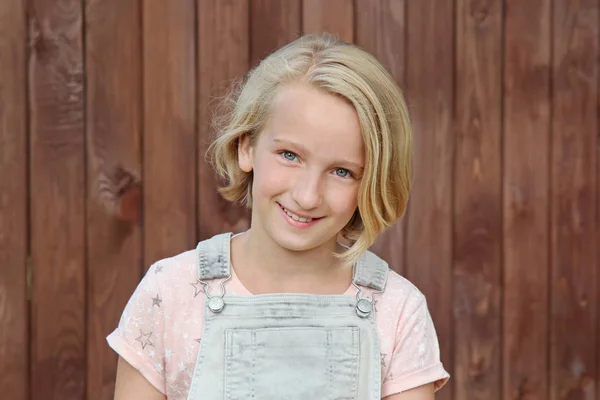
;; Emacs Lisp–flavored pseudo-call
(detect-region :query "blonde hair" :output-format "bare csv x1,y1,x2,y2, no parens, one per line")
208,33,412,267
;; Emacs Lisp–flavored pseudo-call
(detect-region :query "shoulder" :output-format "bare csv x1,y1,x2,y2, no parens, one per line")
148,232,233,300
357,249,426,310
137,248,198,299
373,268,428,322
150,232,229,285
383,269,426,307
129,248,202,319
151,248,198,282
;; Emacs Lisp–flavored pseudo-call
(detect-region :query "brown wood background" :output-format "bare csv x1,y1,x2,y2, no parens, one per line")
0,0,598,399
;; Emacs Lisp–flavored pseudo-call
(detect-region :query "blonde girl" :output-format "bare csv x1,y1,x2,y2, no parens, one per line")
109,33,449,400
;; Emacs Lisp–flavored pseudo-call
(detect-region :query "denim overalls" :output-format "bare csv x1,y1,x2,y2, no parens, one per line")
187,233,389,400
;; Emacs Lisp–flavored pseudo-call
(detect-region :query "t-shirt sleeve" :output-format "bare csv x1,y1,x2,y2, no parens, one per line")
382,294,450,397
106,262,167,395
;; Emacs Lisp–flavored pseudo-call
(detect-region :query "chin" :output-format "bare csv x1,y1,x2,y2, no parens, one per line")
270,232,321,253
269,224,341,253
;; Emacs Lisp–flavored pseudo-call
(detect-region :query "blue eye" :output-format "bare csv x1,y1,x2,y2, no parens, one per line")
334,168,351,178
282,151,297,161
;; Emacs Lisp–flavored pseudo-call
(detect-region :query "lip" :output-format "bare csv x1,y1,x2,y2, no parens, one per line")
277,202,323,229
277,202,320,220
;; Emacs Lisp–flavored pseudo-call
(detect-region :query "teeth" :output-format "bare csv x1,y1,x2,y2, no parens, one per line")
283,207,313,223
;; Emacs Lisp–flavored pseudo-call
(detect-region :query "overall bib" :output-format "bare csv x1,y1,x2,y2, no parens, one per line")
187,233,389,400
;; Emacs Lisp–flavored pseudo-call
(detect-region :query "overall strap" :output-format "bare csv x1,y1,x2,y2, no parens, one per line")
196,232,232,280
352,250,389,292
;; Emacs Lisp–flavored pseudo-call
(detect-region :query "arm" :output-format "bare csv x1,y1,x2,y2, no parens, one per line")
380,283,449,398
114,356,166,400
108,262,169,398
383,383,435,400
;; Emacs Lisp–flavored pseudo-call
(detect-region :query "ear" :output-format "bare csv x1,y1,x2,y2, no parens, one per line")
238,134,254,173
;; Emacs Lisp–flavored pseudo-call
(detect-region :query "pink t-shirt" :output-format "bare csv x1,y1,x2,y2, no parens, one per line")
107,248,449,398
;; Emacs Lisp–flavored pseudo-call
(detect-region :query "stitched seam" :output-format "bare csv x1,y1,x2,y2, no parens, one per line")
224,330,229,400
327,329,332,400
353,328,359,399
251,331,256,398
221,233,230,277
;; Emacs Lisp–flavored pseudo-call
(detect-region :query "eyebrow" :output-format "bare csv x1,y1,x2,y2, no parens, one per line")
272,137,364,171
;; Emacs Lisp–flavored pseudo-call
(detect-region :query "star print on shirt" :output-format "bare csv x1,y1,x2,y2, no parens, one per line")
152,294,162,308
131,316,142,327
380,352,388,367
135,329,154,350
383,370,394,384
190,279,204,297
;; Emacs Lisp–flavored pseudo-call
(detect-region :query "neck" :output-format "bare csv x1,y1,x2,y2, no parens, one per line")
231,227,351,294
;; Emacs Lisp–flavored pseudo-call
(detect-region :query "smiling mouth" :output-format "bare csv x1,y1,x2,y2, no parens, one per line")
277,203,320,223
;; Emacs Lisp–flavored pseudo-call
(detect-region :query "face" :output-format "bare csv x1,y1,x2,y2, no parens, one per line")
238,82,364,253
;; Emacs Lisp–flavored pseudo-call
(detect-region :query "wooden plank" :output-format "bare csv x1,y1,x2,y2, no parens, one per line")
302,0,353,42
0,0,28,398
85,1,142,398
197,0,251,240
143,0,197,266
550,1,598,398
250,0,301,67
28,0,86,398
453,0,502,398
503,0,551,399
355,0,406,275
404,2,454,398
354,0,405,82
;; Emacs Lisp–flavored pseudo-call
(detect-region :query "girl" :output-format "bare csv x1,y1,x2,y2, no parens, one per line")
108,34,449,400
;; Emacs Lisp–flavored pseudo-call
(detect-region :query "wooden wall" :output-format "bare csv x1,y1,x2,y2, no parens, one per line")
0,0,598,399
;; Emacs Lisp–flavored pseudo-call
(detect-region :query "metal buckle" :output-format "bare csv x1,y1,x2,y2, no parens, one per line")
198,275,231,313
352,281,382,318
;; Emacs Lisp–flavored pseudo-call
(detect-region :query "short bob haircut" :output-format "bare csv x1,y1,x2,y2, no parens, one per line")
208,33,412,268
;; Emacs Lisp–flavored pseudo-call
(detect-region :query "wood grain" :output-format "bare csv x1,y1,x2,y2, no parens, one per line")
28,0,86,398
143,0,197,267
302,0,353,42
85,0,143,398
250,0,301,67
354,0,406,275
404,2,454,398
454,0,503,398
354,0,405,83
0,0,28,398
197,0,251,241
503,0,551,398
550,0,598,398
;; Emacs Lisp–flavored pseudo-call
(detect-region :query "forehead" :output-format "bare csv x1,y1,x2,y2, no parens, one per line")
262,82,364,163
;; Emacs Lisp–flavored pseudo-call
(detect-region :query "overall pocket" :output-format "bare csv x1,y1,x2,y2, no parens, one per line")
224,326,359,400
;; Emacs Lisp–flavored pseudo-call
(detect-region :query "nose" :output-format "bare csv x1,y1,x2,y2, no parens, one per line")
291,169,323,210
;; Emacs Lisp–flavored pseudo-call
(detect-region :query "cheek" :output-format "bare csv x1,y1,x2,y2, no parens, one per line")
252,155,291,194
327,184,359,215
